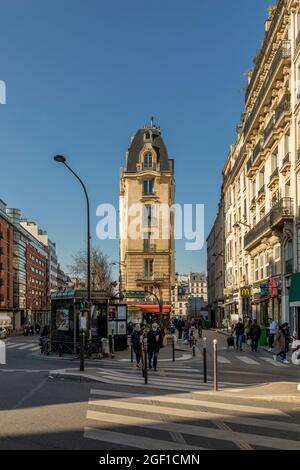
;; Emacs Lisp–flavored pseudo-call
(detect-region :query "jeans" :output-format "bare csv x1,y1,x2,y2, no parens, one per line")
236,335,243,350
135,351,141,365
148,351,159,370
268,334,275,349
251,338,259,352
178,328,183,340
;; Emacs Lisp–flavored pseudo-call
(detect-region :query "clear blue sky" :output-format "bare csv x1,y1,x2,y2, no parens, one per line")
0,0,270,278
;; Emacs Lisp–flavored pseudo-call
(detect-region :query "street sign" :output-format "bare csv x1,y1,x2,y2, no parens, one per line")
125,291,146,299
80,316,87,330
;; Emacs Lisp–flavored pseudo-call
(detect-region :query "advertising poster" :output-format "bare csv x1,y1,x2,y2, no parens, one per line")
117,305,127,320
56,309,69,331
117,321,126,336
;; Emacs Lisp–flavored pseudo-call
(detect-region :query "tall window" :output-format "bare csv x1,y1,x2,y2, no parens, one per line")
259,167,265,190
143,179,155,195
254,256,259,282
144,259,153,277
270,151,278,174
144,153,153,169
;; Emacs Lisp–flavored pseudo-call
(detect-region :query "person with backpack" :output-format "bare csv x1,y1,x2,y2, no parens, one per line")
131,324,142,368
249,319,261,352
147,322,163,371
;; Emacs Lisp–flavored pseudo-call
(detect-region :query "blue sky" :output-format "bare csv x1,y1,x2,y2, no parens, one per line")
0,0,270,278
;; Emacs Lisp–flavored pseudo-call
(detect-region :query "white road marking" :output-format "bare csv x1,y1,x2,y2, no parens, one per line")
260,357,289,367
217,356,231,364
17,343,38,350
86,410,299,450
236,356,260,365
6,343,26,349
120,353,192,362
88,398,298,433
84,427,204,450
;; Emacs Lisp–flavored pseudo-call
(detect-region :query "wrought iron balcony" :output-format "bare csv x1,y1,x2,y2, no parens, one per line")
137,162,159,172
275,93,290,124
252,140,262,165
264,115,275,143
244,197,293,250
136,272,168,283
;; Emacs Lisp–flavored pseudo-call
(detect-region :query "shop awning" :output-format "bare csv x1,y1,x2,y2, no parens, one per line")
290,273,300,307
133,304,171,314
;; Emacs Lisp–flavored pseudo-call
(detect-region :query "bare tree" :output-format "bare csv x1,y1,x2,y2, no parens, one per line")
68,247,112,290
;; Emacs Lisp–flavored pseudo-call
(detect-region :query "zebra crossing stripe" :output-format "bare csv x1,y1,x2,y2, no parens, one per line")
89,389,288,417
28,346,40,352
6,343,26,349
260,357,289,367
217,356,231,364
84,426,204,450
18,344,38,350
236,356,260,365
88,397,299,434
86,410,300,450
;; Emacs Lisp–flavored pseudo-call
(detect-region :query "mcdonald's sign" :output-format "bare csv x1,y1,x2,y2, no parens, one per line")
240,286,252,298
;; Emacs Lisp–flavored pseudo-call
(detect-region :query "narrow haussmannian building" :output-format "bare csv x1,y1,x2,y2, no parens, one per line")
119,119,175,324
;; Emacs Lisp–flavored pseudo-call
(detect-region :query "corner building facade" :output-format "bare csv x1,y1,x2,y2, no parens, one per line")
119,121,175,323
212,0,300,336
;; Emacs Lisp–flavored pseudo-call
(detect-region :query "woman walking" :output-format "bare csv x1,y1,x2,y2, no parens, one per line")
131,324,142,368
273,323,290,364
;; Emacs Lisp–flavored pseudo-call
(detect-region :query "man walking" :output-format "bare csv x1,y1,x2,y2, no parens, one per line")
234,318,245,352
267,318,277,352
176,316,185,341
147,323,163,371
273,323,290,364
249,319,261,352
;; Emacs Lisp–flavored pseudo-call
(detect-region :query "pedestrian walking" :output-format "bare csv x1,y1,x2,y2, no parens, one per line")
127,321,134,336
273,323,290,364
249,319,261,352
176,316,185,340
197,316,203,338
183,319,191,344
244,318,252,342
234,318,245,351
147,322,163,371
267,318,277,352
131,324,142,368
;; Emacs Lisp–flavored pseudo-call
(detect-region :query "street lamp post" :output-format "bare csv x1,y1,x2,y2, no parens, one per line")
53,155,92,339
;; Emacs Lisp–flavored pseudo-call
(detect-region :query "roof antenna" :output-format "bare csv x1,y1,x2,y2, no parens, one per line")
150,115,154,128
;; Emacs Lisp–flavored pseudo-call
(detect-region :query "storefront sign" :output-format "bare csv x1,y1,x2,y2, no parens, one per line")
125,291,146,299
240,286,252,298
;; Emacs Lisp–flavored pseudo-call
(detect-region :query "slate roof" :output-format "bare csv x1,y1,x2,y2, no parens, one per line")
126,127,171,172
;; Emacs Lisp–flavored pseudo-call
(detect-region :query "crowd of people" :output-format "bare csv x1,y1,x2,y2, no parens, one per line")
128,315,204,371
229,317,294,364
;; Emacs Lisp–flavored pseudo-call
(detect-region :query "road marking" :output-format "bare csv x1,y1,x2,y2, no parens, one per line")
88,398,299,433
28,346,40,351
84,427,204,450
120,354,192,362
86,410,299,450
17,343,38,350
260,357,289,367
89,390,288,417
236,356,260,365
217,356,231,364
6,343,26,348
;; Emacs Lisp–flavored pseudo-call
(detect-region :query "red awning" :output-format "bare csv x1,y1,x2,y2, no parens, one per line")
133,304,171,314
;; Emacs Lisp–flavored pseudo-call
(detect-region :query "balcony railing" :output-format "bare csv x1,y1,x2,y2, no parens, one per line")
252,140,262,164
264,115,275,142
137,162,158,172
244,40,291,136
282,152,290,166
275,93,291,123
246,158,253,173
136,272,168,282
245,0,288,102
143,243,156,253
244,197,293,249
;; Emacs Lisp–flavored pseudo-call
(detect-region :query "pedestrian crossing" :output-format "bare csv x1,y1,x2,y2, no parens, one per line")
5,341,40,352
84,387,300,450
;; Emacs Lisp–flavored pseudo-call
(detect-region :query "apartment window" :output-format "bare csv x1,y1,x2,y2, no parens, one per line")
274,245,281,275
143,179,155,195
143,153,153,169
259,167,265,190
270,152,278,173
260,207,265,220
143,205,156,227
285,181,290,198
284,134,290,155
144,259,153,277
254,257,259,282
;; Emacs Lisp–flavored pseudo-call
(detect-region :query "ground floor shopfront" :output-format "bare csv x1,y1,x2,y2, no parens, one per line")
127,304,171,327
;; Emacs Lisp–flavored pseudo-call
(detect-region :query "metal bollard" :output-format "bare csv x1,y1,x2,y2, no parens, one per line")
203,337,207,383
213,339,218,391
80,330,85,372
131,342,133,363
143,338,148,385
172,335,175,362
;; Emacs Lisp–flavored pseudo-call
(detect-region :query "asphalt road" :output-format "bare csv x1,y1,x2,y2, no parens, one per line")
0,332,300,450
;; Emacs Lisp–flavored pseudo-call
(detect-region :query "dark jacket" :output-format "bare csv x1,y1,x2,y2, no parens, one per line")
177,319,185,330
131,331,142,353
147,329,163,353
235,322,244,336
250,323,261,340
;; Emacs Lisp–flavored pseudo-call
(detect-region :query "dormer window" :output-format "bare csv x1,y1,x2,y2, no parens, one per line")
144,153,153,169
144,131,152,141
